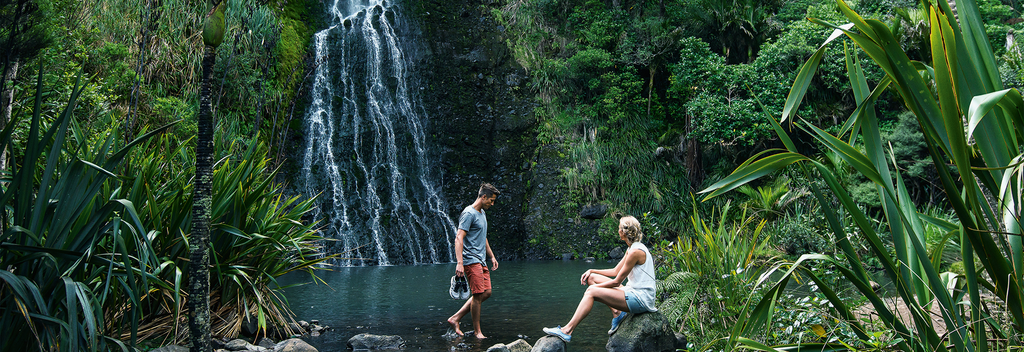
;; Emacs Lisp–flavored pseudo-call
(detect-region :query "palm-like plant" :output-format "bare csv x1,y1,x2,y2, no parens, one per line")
701,0,1023,350
736,177,807,221
120,133,327,343
0,69,173,352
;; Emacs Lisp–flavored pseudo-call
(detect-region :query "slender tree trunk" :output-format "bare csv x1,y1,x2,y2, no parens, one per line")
189,45,216,352
647,65,655,116
684,112,703,190
0,59,17,172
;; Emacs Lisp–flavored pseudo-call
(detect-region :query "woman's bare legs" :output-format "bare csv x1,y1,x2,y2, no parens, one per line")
585,273,624,318
558,285,629,336
553,273,629,336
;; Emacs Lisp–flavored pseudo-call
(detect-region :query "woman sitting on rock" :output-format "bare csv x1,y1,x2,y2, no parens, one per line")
542,215,657,343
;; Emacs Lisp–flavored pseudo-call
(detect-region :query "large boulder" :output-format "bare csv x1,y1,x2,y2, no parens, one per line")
274,338,318,352
347,333,405,350
609,246,624,260
530,336,565,352
580,204,608,219
606,312,676,352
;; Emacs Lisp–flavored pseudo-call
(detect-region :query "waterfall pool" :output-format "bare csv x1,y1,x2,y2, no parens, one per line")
279,260,626,351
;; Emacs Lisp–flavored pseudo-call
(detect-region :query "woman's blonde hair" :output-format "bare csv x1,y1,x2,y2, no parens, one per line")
619,216,643,243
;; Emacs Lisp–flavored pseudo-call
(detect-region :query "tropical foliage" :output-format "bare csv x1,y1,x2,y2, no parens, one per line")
0,71,164,352
702,0,1024,350
0,69,326,351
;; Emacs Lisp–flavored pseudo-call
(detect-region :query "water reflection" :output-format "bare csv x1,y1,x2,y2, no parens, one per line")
280,261,621,351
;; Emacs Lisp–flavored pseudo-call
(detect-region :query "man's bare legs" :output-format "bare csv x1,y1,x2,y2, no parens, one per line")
447,289,492,339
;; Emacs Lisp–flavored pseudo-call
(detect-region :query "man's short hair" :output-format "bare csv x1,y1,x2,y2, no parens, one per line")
478,183,500,198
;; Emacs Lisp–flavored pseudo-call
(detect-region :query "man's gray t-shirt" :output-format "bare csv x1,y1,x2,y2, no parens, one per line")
458,205,487,265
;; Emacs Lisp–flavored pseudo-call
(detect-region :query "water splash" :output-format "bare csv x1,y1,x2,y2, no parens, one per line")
301,0,456,266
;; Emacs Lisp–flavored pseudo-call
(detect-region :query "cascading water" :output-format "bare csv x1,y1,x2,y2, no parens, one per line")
301,0,456,266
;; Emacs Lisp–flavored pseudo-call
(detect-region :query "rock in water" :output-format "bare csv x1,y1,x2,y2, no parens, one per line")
530,336,565,352
606,312,676,352
150,346,188,352
487,343,510,352
274,338,318,352
225,339,254,350
347,333,406,350
507,339,532,352
257,338,275,349
488,339,532,352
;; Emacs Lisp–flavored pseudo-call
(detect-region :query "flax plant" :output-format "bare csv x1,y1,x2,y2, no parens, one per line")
117,131,328,343
0,68,173,352
701,0,1024,350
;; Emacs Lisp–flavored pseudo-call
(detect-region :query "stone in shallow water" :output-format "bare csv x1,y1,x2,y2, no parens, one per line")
486,343,509,352
275,338,318,352
149,346,188,352
506,339,532,352
530,336,565,352
487,338,532,352
257,338,275,349
347,333,405,350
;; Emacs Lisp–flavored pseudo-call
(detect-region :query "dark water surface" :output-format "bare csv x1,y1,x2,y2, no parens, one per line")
279,260,619,351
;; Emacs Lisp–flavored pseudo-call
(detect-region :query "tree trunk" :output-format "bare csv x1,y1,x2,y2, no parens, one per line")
189,45,216,352
0,59,17,172
684,112,703,191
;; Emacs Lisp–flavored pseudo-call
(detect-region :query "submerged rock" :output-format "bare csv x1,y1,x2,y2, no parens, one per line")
606,312,676,352
347,333,406,350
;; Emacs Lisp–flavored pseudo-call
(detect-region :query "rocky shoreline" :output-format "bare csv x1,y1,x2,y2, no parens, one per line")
153,312,687,352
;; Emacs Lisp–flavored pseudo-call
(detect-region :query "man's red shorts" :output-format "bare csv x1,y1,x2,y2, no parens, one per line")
464,263,491,294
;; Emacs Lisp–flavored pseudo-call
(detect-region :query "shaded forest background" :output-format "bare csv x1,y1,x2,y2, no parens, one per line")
3,0,1024,349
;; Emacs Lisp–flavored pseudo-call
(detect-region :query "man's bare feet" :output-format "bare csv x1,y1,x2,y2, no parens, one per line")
447,316,463,336
474,332,487,339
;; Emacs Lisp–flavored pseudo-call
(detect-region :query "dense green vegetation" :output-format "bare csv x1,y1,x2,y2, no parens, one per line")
0,0,326,350
499,0,1024,349
3,0,1024,350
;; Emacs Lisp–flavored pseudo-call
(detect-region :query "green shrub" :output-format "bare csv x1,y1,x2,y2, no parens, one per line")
121,130,328,341
774,219,828,256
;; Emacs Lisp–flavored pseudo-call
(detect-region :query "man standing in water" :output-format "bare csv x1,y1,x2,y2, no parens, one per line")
447,183,501,339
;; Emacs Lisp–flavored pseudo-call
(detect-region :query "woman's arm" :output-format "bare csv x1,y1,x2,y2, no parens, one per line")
592,249,644,288
580,255,627,284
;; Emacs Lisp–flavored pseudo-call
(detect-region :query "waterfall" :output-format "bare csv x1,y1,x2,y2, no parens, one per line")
301,0,456,266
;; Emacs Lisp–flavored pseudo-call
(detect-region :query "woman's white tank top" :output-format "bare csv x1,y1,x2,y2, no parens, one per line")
625,242,657,312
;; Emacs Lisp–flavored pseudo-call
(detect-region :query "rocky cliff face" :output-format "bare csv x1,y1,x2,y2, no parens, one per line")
408,0,612,260
288,0,613,261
